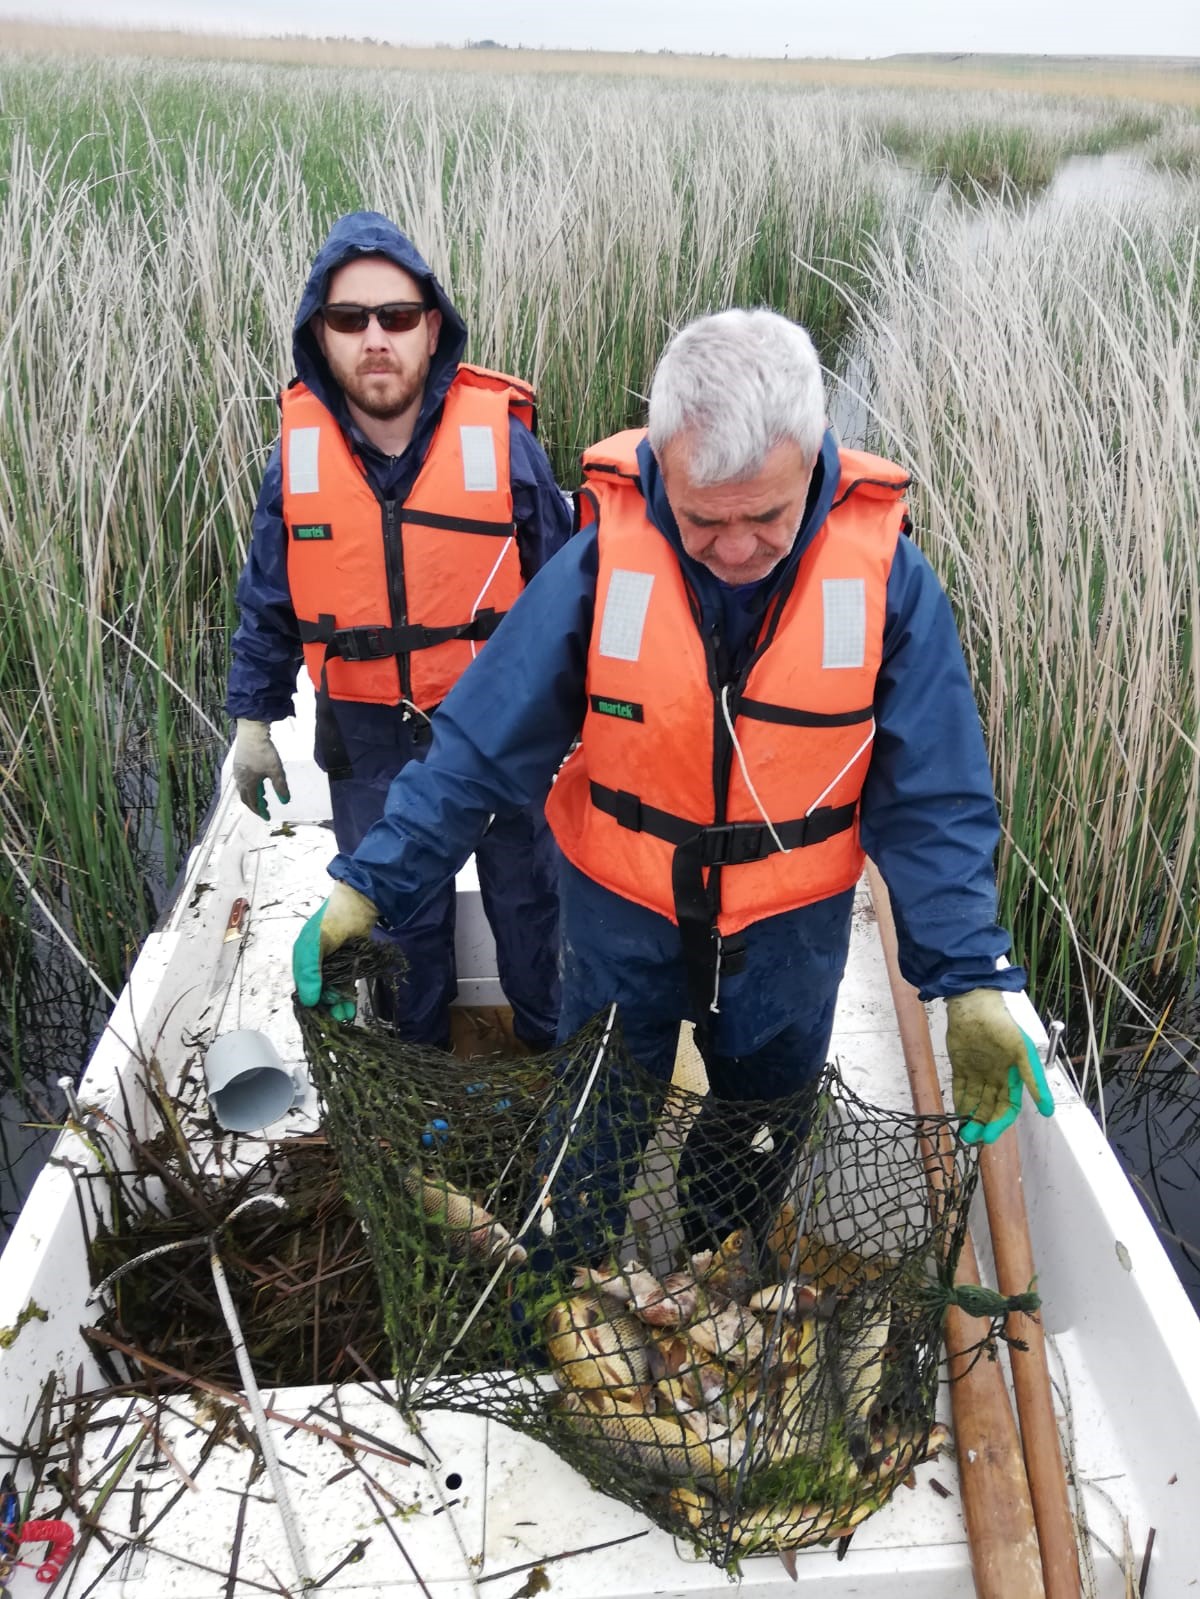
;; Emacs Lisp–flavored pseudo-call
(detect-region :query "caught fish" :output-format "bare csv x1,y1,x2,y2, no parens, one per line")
750,1355,839,1467
863,1418,950,1480
658,1267,704,1323
748,1280,818,1321
723,1493,878,1554
668,1485,712,1532
766,1209,891,1292
554,1389,728,1488
669,1484,877,1554
544,1295,650,1402
685,1289,766,1370
646,1332,729,1408
645,1331,691,1384
402,1166,526,1266
658,1375,748,1472
699,1228,756,1302
833,1294,892,1461
764,1314,819,1376
573,1260,694,1327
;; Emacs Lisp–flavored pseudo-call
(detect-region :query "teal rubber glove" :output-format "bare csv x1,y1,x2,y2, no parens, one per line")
945,987,1055,1146
232,718,290,821
292,882,378,1022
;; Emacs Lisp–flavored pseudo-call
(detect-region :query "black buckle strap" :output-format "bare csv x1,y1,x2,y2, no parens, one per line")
590,782,856,862
299,609,506,661
336,625,392,662
700,822,765,867
592,778,858,1040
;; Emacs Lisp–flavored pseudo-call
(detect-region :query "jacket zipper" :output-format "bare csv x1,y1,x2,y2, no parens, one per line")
378,495,413,702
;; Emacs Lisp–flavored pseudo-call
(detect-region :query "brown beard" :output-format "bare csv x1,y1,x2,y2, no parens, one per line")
341,365,426,422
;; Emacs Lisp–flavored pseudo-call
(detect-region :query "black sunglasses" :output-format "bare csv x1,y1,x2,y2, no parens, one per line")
320,301,427,334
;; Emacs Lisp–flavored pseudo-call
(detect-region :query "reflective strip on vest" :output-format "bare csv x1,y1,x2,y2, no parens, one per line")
598,570,655,662
545,430,907,938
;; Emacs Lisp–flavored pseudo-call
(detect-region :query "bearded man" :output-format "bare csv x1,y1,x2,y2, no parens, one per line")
227,212,568,1048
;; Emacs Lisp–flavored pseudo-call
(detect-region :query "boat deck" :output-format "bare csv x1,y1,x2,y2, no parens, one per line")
3,688,1199,1596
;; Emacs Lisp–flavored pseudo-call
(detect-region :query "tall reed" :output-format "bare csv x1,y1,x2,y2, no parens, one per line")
856,191,1200,1085
0,55,900,1049
0,49,1194,1111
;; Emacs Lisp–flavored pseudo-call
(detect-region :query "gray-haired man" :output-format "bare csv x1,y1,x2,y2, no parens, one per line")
295,308,1051,1252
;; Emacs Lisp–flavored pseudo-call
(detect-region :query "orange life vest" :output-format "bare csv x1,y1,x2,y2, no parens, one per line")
545,430,908,944
282,363,530,715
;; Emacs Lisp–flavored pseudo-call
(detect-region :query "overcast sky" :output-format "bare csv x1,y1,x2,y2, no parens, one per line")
20,0,1200,60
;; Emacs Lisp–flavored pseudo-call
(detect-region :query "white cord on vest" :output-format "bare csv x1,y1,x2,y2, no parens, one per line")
400,698,433,727
805,720,876,814
713,690,874,1011
720,684,789,855
470,535,515,659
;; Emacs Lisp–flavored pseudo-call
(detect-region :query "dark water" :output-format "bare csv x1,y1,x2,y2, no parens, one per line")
1,736,222,1239
1103,1029,1200,1309
0,935,112,1236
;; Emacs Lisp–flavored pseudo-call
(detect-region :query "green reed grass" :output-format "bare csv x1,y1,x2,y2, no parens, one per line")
0,55,901,1029
0,49,1195,1099
856,195,1200,1085
876,95,1164,192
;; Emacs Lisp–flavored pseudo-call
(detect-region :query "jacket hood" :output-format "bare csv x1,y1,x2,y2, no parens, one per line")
292,210,467,422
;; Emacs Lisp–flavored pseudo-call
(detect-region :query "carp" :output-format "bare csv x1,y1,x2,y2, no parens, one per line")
544,1294,650,1403
401,1166,526,1266
554,1390,729,1488
573,1260,697,1327
833,1293,892,1461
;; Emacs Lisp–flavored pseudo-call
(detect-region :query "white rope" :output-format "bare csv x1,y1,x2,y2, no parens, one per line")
805,719,876,815
469,535,514,660
399,698,433,727
208,1200,311,1590
719,685,788,855
519,1001,618,1233
87,1194,286,1305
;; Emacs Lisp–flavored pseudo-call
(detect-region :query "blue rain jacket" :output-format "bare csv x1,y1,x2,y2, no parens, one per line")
226,211,572,728
329,429,1026,1048
224,212,567,1049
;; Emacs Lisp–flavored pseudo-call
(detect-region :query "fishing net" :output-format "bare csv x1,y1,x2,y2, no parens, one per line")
298,948,994,1566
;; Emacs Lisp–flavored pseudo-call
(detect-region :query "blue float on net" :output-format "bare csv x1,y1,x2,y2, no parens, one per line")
421,1117,450,1149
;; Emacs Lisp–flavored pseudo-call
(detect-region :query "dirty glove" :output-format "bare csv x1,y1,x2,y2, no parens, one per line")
292,883,378,1021
945,987,1055,1145
232,718,291,820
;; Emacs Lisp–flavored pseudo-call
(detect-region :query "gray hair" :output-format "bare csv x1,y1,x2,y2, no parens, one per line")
647,309,826,485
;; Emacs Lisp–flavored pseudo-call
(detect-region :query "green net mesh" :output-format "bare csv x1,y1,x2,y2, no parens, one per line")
297,948,982,1566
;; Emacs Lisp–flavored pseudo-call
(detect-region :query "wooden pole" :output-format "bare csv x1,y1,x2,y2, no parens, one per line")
980,1136,1083,1597
865,861,1045,1599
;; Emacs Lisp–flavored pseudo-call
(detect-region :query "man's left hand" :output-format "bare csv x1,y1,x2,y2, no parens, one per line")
945,987,1055,1145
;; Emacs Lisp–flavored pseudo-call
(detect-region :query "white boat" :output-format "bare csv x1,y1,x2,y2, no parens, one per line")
3,676,1200,1598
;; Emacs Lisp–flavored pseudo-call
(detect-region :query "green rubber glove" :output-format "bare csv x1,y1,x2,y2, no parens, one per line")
945,987,1055,1146
232,718,290,821
292,882,378,1021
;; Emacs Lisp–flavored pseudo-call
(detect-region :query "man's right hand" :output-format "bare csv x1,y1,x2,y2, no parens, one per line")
293,883,379,1020
232,719,291,820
